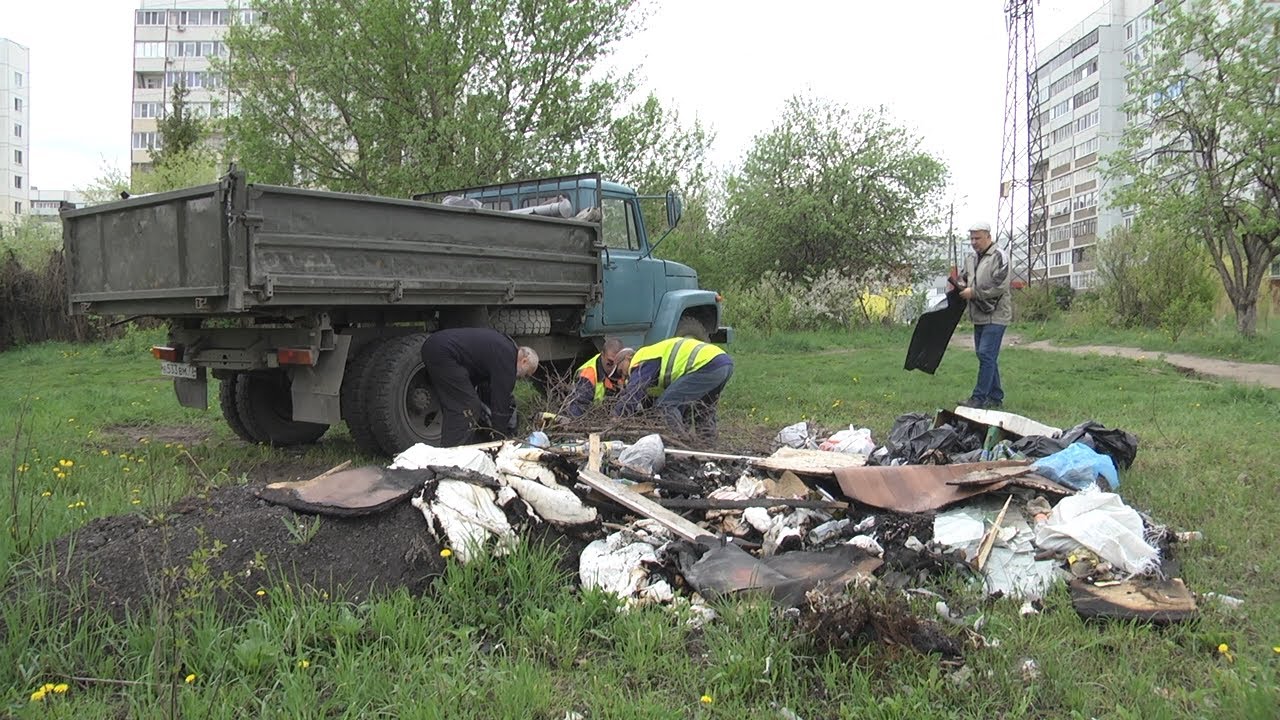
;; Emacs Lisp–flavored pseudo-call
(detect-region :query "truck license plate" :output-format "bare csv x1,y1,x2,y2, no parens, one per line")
160,361,198,380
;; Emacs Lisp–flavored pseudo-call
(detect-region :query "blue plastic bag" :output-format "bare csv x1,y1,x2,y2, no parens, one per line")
1031,442,1119,491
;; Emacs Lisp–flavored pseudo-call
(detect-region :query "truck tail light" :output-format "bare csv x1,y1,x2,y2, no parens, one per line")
277,348,318,366
151,345,183,362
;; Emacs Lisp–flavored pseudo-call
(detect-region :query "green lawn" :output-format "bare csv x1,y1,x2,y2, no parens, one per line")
1,327,1277,718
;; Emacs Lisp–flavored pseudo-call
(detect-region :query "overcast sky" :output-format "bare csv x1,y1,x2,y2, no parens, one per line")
3,0,1093,226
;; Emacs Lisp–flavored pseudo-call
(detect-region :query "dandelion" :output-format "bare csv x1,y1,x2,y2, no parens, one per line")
256,589,266,597
100,449,110,456
831,399,842,408
52,683,68,694
1272,646,1279,655
700,695,713,704
1218,643,1235,663
17,463,28,473
440,548,453,558
30,689,46,702
67,418,76,423
165,443,173,449
56,471,67,480
184,673,196,684
131,499,141,505
297,659,311,669
41,491,51,497
59,459,74,468
123,467,132,473
140,437,149,444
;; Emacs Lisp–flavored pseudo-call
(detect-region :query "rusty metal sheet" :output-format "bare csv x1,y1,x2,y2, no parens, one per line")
833,461,1071,513
256,466,431,516
679,543,882,608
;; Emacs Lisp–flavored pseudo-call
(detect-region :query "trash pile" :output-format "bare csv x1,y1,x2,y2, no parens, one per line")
258,406,1204,657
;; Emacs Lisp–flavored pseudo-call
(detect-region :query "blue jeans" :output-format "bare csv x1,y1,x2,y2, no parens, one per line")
655,360,734,442
972,324,1005,404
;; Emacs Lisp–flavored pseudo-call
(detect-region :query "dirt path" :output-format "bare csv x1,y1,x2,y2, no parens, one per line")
949,333,1280,390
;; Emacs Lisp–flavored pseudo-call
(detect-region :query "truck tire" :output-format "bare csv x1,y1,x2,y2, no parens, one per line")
218,374,261,444
489,308,552,336
676,315,711,342
366,334,443,455
341,338,389,456
235,370,330,447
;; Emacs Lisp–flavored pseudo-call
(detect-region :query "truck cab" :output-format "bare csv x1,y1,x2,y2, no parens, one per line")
415,173,731,348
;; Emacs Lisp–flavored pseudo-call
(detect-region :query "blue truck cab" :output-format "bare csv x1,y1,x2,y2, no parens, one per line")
415,173,732,349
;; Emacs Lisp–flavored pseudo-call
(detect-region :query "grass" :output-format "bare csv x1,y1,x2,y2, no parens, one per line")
2,326,1279,717
1015,310,1280,364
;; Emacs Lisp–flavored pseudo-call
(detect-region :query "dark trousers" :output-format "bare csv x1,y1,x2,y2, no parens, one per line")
972,323,1006,404
420,344,482,447
655,360,734,443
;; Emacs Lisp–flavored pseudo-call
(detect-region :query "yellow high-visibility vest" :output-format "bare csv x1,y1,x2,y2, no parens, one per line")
630,337,725,395
575,353,617,402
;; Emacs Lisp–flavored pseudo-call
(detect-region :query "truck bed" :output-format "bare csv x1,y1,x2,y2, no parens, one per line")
62,173,602,317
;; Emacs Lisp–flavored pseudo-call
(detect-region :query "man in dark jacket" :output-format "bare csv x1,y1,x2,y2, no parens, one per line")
420,328,539,447
955,221,1012,409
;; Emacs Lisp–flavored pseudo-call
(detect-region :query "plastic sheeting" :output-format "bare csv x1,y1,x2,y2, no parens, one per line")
1034,490,1160,575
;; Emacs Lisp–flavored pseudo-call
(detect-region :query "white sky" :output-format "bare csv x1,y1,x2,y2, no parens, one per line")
3,0,1090,226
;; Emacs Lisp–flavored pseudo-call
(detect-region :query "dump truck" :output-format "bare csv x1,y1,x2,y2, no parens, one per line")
61,171,730,455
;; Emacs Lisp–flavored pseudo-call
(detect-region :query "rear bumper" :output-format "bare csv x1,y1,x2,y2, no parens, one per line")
711,326,734,344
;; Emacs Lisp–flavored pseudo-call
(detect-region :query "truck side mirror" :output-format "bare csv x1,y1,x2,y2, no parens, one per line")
666,191,683,229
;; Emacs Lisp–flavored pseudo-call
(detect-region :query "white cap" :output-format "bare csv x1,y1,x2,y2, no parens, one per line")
969,221,992,233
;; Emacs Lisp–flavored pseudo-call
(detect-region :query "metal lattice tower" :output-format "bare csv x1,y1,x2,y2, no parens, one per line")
997,0,1047,285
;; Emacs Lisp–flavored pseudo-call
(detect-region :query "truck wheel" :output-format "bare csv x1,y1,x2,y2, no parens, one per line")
489,308,552,336
235,371,330,447
341,338,389,456
218,374,261,444
366,334,443,455
676,315,711,341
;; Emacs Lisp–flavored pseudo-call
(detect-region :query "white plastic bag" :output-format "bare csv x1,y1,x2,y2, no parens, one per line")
1034,490,1159,575
775,421,819,450
820,427,876,455
618,434,665,474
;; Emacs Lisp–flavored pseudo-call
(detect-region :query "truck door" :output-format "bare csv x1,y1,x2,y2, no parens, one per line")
600,197,664,327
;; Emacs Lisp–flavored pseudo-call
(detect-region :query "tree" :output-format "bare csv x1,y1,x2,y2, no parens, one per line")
221,0,705,198
719,95,949,284
1110,0,1280,336
150,82,206,166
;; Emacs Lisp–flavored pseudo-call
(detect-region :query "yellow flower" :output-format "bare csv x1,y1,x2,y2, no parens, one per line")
56,472,67,480
40,683,57,692
1218,643,1229,653
139,437,149,444
184,673,196,684
17,464,29,473
123,467,132,473
100,449,110,456
256,589,266,597
41,491,51,497
131,499,141,505
59,459,74,467
700,695,713,704
1272,646,1280,655
297,659,310,669
440,548,453,558
52,683,68,694
30,689,46,702
67,418,76,423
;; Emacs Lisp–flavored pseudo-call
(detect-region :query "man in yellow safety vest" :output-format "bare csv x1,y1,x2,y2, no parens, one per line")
614,336,734,442
565,338,634,417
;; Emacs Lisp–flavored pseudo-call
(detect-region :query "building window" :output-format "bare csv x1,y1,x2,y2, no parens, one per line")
14,202,21,214
1072,84,1098,110
14,176,22,189
13,72,22,87
1049,99,1071,120
133,102,165,118
13,97,21,112
136,10,164,25
132,131,162,150
1073,191,1097,211
1074,110,1099,133
13,150,21,165
1049,175,1072,193
135,41,164,58
13,123,20,138
1052,124,1074,145
1075,137,1100,157
136,73,163,89
1125,21,1136,41
1052,251,1067,266
1072,218,1098,237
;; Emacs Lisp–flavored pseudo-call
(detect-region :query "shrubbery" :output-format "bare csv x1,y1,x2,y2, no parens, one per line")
721,270,926,334
1094,225,1218,341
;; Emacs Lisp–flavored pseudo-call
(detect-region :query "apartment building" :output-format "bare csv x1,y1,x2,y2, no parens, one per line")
1,38,31,221
131,1,259,176
1031,0,1157,289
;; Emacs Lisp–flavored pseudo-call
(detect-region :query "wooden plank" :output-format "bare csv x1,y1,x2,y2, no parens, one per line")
656,497,849,511
665,448,764,462
578,468,716,543
588,433,602,473
753,447,867,476
976,495,1013,571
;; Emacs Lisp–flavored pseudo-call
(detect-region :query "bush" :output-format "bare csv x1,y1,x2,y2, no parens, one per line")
1094,224,1217,341
722,269,921,335
1015,284,1062,322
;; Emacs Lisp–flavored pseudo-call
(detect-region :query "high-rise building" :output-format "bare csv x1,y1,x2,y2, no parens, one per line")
1,38,31,221
1031,0,1157,290
130,1,254,176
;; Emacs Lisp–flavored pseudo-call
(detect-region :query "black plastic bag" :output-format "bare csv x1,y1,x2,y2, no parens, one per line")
1061,421,1140,470
904,289,967,374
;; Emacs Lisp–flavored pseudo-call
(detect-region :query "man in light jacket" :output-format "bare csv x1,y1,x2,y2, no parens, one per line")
954,221,1012,409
